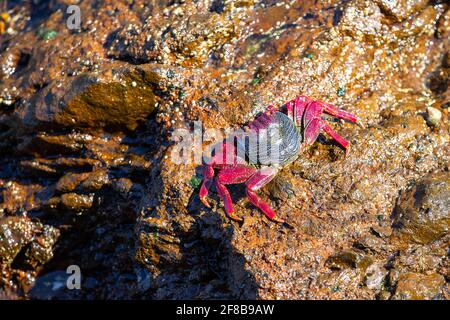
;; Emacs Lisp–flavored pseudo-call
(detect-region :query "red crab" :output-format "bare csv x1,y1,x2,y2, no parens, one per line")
199,96,359,223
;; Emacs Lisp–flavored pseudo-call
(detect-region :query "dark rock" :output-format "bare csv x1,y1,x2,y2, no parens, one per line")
111,178,133,196
18,65,158,131
56,172,90,193
80,170,109,191
325,250,369,270
268,173,295,201
20,158,100,178
314,268,372,299
18,133,84,156
0,217,34,265
60,193,94,211
24,224,60,268
0,216,59,269
371,225,392,238
0,181,44,214
28,271,73,300
393,172,450,244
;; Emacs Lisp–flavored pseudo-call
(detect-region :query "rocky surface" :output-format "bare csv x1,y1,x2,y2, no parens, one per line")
0,0,448,299
393,172,449,244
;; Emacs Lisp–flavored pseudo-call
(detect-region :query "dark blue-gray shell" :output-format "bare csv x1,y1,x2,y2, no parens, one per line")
236,112,302,166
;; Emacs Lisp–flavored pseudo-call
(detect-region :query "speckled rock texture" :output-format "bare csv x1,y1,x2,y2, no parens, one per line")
0,0,448,299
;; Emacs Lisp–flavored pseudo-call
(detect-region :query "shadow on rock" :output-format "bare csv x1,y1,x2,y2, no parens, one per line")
145,201,259,299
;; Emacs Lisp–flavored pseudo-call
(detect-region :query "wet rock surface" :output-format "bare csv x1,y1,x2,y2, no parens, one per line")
393,172,450,244
0,0,449,299
392,272,445,300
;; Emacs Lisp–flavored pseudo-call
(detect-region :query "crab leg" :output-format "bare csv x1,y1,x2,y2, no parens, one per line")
199,164,214,208
245,167,284,223
285,96,312,125
215,180,242,221
286,96,358,125
303,102,352,154
319,101,358,123
215,165,257,222
322,122,350,155
200,140,240,207
303,118,322,147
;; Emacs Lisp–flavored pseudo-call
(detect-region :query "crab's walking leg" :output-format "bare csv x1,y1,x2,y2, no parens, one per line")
303,102,351,155
200,140,241,208
215,180,241,221
319,100,358,124
245,167,284,223
216,165,257,222
322,123,350,155
199,164,214,208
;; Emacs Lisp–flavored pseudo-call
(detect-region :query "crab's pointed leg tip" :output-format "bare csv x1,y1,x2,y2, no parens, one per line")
229,213,244,222
345,147,351,157
271,215,285,223
200,197,211,208
352,116,364,128
282,221,295,230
